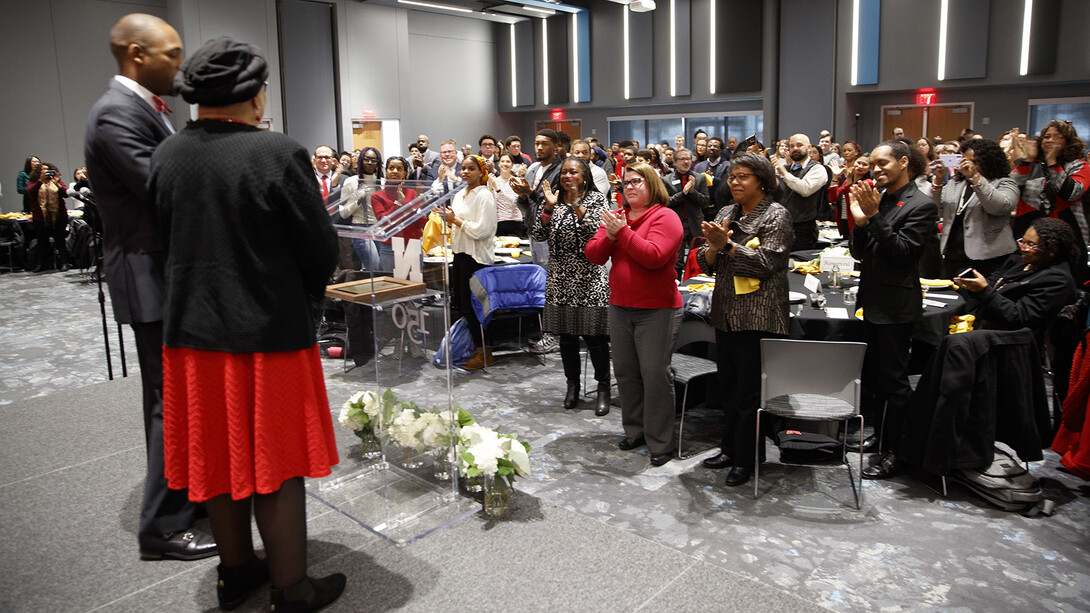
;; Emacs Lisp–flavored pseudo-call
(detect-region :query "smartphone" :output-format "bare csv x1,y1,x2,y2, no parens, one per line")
939,153,962,169
956,267,975,279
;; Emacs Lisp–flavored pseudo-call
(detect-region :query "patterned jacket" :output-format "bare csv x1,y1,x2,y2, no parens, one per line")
697,197,793,335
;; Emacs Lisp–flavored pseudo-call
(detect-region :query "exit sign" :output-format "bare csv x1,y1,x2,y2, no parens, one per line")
916,92,936,106
550,108,565,121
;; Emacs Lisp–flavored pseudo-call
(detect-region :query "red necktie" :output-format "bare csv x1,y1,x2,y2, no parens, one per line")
152,95,172,114
321,175,329,203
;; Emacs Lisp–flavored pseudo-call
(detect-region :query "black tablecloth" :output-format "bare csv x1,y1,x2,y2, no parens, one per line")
683,271,964,347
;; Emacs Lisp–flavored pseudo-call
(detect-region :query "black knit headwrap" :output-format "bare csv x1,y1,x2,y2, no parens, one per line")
176,37,268,106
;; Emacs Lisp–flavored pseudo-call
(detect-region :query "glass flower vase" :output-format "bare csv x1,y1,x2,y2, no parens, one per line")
359,429,381,461
481,474,511,517
433,447,453,481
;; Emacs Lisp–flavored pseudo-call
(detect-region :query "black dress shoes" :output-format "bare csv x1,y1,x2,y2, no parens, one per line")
724,466,753,487
139,528,218,561
862,452,906,480
217,557,270,611
594,383,611,416
563,381,580,409
845,434,877,453
702,452,733,469
618,436,646,450
649,452,672,466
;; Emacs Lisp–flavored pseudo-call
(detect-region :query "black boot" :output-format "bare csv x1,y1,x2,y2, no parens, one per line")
269,573,347,613
595,382,611,416
563,380,580,409
217,557,269,611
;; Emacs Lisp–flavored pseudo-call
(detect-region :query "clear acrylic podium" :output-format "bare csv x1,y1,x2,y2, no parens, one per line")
309,178,480,546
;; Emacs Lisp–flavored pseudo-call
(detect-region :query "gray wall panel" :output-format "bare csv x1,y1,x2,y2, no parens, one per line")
279,0,338,149
627,8,654,100
944,0,989,80
777,0,835,137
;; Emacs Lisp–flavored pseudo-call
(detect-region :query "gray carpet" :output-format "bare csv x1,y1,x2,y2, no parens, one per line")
2,268,1090,611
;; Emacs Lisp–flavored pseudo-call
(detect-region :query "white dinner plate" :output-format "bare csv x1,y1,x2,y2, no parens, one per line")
789,291,807,304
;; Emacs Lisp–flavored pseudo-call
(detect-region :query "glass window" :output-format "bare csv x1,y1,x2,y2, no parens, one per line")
609,114,763,151
1029,99,1090,145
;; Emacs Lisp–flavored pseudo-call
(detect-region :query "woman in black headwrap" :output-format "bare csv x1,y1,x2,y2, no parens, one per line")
149,37,345,612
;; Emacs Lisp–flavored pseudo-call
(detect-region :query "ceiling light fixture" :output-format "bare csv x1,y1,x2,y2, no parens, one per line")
397,0,473,14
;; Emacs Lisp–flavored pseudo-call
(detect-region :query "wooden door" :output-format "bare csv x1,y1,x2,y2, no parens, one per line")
535,119,582,142
351,121,382,151
882,107,925,141
925,105,973,142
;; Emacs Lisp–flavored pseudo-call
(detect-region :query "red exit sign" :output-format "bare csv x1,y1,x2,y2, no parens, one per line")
916,92,936,106
550,108,565,121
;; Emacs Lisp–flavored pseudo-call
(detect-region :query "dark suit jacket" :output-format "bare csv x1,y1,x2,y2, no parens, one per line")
849,181,938,325
663,169,709,239
84,80,173,324
518,159,562,234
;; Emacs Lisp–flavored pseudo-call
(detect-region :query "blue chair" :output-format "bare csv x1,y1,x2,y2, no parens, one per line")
469,264,546,369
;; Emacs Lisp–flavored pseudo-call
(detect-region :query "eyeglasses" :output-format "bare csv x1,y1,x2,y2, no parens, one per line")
621,177,645,189
727,172,754,183
1017,238,1039,251
315,155,334,160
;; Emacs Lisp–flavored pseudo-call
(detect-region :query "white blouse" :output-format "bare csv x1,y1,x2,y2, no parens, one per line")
451,184,497,265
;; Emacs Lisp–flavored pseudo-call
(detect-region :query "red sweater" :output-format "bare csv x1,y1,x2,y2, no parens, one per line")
585,204,683,309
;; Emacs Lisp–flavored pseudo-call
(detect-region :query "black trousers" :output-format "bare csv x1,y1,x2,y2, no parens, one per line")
32,219,68,267
131,321,197,540
452,253,488,347
792,221,818,251
715,328,784,469
861,320,915,449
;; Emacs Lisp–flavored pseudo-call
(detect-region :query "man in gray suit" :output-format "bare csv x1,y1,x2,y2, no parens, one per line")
84,13,216,561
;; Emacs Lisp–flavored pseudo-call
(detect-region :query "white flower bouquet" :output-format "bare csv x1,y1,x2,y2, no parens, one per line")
456,424,532,486
338,389,397,439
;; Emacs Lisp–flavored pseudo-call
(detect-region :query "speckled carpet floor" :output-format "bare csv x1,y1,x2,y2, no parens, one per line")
2,267,1089,612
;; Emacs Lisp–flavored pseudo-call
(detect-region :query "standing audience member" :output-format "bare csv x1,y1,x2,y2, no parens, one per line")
370,156,424,272
18,155,41,214
84,12,215,563
532,157,612,415
491,152,525,237
312,145,339,204
930,139,1019,279
338,146,383,270
774,134,828,250
664,148,709,275
511,129,563,268
151,37,344,611
586,162,684,467
441,155,498,371
848,140,938,478
1010,121,1089,282
571,139,611,195
506,135,533,166
697,153,793,487
25,163,71,272
827,153,871,236
695,137,730,216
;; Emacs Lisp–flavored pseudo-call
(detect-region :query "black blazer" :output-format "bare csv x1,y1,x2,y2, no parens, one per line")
84,80,174,324
849,181,939,324
518,160,563,234
961,255,1076,341
663,169,709,239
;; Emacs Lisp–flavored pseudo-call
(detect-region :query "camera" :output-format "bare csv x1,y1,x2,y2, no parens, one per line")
45,170,57,178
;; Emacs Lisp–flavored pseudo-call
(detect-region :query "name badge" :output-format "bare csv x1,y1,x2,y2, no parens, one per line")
671,179,681,185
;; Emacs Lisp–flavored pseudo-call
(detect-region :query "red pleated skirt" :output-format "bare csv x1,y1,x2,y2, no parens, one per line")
163,345,340,502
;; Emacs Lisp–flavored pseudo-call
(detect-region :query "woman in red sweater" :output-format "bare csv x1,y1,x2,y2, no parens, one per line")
586,162,684,467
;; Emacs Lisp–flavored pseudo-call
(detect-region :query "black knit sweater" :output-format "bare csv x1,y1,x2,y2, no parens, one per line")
150,120,337,352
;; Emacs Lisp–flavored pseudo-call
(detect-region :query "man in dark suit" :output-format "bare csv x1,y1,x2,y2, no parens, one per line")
847,139,938,479
663,147,709,277
84,13,215,561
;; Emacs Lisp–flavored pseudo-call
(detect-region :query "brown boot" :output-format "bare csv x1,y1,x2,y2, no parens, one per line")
461,347,494,370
